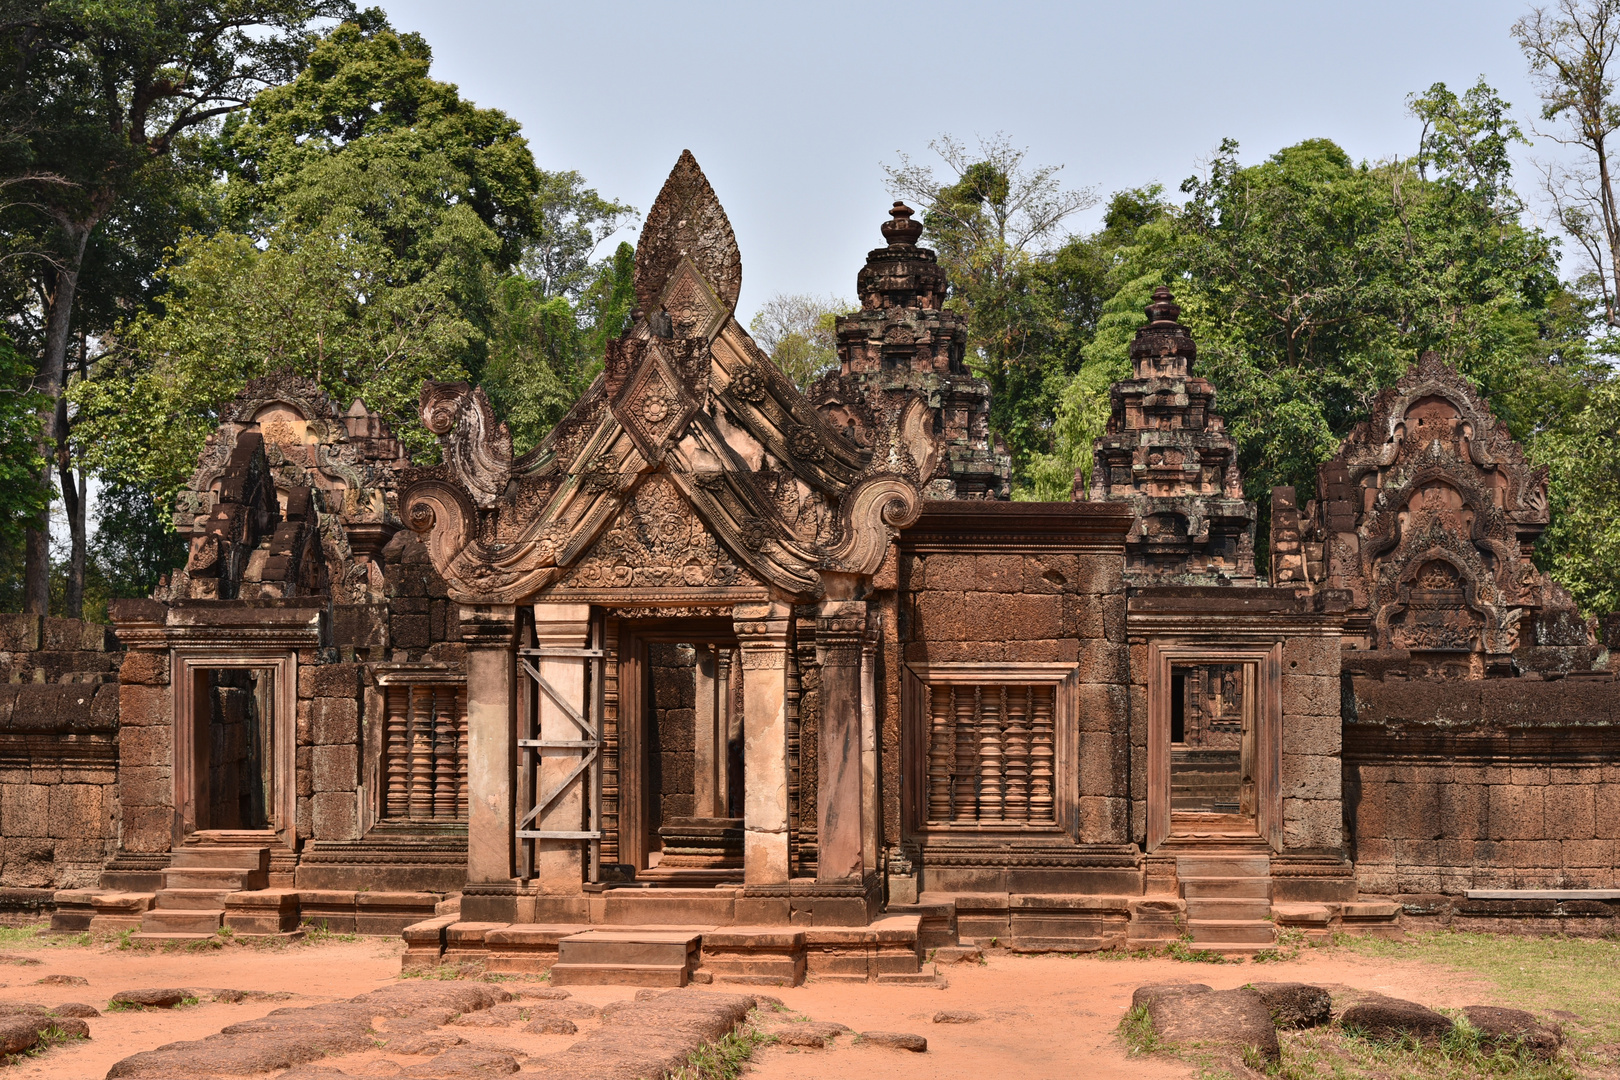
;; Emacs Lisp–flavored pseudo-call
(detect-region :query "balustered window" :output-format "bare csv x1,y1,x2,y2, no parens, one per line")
905,664,1078,834
382,683,468,822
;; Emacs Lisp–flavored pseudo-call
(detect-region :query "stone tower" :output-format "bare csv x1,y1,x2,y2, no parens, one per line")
1082,286,1256,583
811,202,1010,499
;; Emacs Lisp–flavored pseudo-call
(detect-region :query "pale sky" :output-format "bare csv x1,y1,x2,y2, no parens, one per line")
375,0,1565,321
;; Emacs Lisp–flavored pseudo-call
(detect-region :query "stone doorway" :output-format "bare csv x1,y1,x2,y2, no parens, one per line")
1145,643,1281,850
615,621,744,884
172,653,299,849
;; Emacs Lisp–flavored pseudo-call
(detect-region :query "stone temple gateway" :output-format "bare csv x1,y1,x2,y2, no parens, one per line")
13,151,1609,979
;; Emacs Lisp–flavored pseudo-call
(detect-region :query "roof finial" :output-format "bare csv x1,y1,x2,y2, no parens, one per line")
881,201,923,247
1145,286,1181,326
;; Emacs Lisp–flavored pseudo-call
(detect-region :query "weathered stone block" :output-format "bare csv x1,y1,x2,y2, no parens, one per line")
1,785,48,836
118,651,169,687
1487,785,1544,840
1073,682,1129,734
48,785,106,839
1074,639,1128,685
118,724,171,769
313,663,361,699
973,555,1023,593
119,684,169,728
120,806,172,853
0,614,40,652
1,838,55,887
1282,753,1340,802
1283,799,1343,851
1282,635,1339,677
965,593,1062,642
1062,594,1103,639
1543,785,1596,839
911,593,965,641
1283,675,1338,718
118,767,170,808
311,744,358,792
926,554,976,591
392,614,429,649
311,790,358,841
1076,795,1127,843
310,696,359,746
297,746,313,798
1021,555,1080,595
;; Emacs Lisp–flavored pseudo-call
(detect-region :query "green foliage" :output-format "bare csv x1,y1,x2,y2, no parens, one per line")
73,221,478,505
0,337,46,551
748,293,856,390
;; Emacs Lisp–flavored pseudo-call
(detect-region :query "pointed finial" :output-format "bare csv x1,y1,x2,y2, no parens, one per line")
881,201,924,247
1145,286,1181,325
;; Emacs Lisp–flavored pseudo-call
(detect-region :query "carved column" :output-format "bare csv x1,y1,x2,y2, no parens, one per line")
460,603,518,920
815,600,866,884
859,614,881,881
693,645,721,818
532,603,591,898
733,600,792,887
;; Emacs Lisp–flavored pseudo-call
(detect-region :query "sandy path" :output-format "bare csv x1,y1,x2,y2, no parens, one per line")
747,948,1498,1080
0,936,1496,1080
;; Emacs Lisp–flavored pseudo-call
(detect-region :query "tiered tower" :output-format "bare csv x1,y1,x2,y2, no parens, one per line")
812,203,1010,499
1082,287,1256,583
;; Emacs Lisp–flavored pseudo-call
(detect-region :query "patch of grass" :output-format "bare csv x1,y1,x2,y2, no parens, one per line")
300,920,360,945
1118,1004,1162,1055
400,964,471,980
667,1022,773,1080
1166,938,1230,964
1266,1017,1577,1080
1252,927,1312,964
1341,932,1620,1044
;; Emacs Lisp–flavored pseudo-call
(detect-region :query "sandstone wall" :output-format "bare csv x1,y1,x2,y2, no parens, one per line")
0,616,122,891
898,550,1130,844
1279,634,1344,853
1344,673,1620,895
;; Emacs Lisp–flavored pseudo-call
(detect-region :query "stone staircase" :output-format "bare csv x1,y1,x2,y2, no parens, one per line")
549,931,702,987
1178,852,1276,954
136,840,270,940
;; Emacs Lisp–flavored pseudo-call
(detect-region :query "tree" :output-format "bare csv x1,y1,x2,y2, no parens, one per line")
748,293,855,390
884,134,1097,472
482,241,637,454
1514,0,1620,327
0,0,353,615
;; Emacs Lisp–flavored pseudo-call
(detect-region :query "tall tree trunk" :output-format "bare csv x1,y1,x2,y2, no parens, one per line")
56,395,85,620
23,222,90,616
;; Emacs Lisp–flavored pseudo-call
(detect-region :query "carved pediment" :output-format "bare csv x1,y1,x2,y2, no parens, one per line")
551,473,760,595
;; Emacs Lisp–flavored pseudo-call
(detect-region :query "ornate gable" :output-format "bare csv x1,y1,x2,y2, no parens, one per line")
1276,352,1592,676
401,152,925,606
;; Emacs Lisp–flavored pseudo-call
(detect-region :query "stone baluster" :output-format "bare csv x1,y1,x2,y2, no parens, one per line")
433,685,458,820
952,684,977,821
927,685,953,825
385,687,409,819
978,685,1003,823
456,684,469,820
408,685,434,821
1003,685,1031,823
1029,684,1055,823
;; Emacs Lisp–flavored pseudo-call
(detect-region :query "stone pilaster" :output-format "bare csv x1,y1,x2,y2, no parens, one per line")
860,613,882,882
459,603,517,921
733,601,793,888
815,600,866,884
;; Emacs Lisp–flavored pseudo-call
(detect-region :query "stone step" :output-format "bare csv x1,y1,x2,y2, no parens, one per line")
1180,876,1271,899
557,930,700,969
141,908,224,934
171,846,270,872
161,867,269,891
1185,919,1276,945
1176,854,1270,878
153,888,236,911
549,962,688,988
1183,897,1271,921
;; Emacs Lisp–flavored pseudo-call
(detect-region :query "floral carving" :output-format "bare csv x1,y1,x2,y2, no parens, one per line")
557,474,753,591
730,368,768,403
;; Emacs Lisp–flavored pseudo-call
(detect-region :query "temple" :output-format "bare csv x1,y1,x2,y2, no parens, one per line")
10,150,1611,977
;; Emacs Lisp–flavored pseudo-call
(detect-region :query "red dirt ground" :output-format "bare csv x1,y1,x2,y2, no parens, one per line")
0,934,1497,1079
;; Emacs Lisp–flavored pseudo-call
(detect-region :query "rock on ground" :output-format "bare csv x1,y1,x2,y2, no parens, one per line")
34,974,88,986
110,988,189,1009
1248,982,1332,1028
1462,1006,1562,1060
1339,997,1454,1044
523,1016,578,1035
514,986,572,1000
0,1017,41,1056
858,1031,928,1052
1145,986,1280,1063
771,1026,828,1048
1130,983,1213,1010
525,991,755,1079
51,1002,99,1018
933,1010,983,1024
